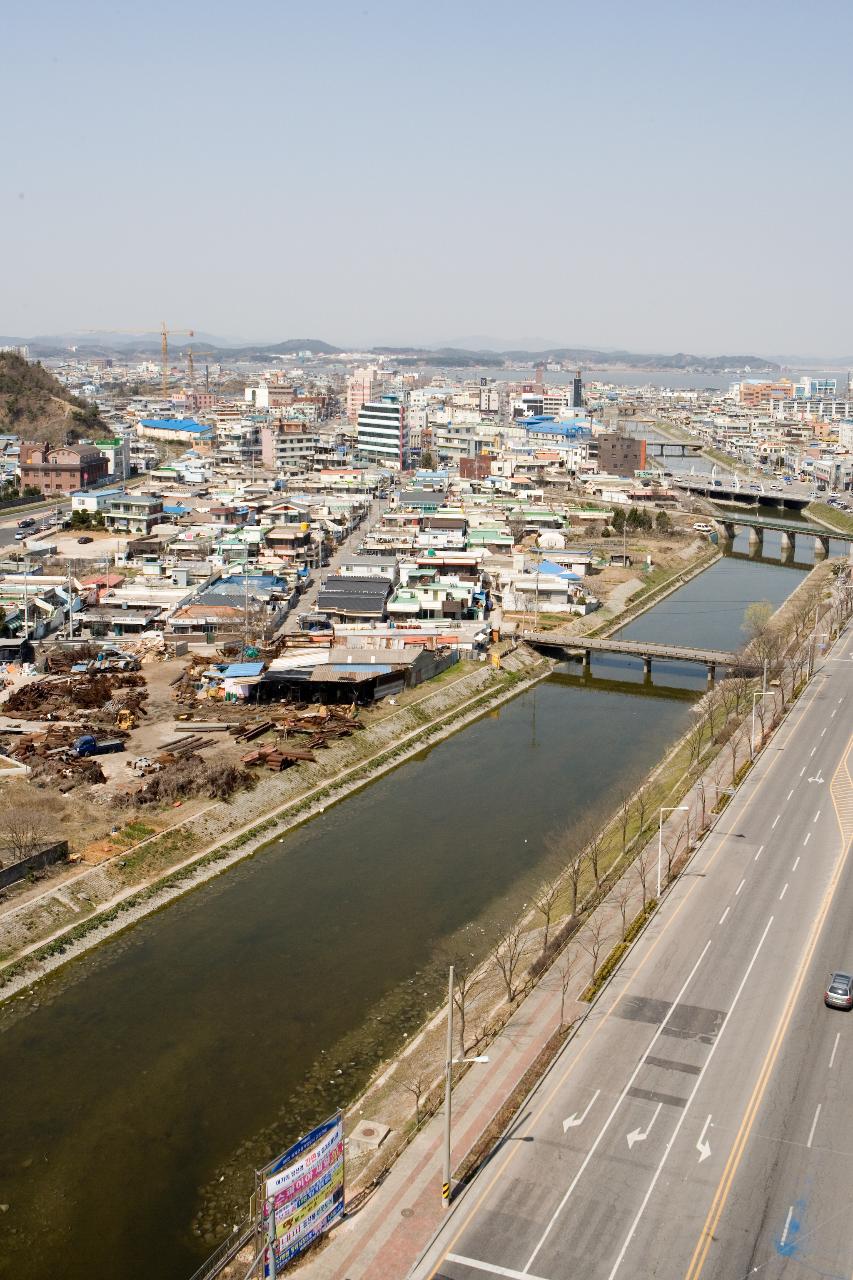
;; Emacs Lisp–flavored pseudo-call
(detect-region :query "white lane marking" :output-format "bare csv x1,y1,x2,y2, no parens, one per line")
807,1103,822,1149
781,1205,794,1247
786,789,794,802
839,696,845,704
736,878,746,896
446,1256,549,1280
772,814,780,829
804,832,811,846
754,844,764,862
563,1089,600,1132
792,856,800,872
603,918,775,1280
814,810,821,823
821,727,827,737
831,708,837,718
696,1114,712,1163
627,1102,662,1149
719,907,730,925
829,1032,840,1070
779,883,789,901
811,747,817,757
800,766,806,776
524,941,712,1272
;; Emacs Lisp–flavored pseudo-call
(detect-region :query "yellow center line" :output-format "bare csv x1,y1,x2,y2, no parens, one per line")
683,737,853,1280
424,657,828,1279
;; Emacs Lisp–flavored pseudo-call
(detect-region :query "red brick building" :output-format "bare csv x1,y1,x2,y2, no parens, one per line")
20,442,109,495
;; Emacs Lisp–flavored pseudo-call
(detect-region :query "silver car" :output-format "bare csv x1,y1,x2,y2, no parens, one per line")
825,972,853,1010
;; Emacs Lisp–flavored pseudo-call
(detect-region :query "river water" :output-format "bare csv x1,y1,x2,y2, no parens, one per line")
0,531,815,1280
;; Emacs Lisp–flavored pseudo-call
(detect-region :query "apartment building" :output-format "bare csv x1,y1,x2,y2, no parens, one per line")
357,397,407,468
260,422,320,472
346,366,379,424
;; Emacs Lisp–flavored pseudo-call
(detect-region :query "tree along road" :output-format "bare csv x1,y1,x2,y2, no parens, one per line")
413,625,853,1280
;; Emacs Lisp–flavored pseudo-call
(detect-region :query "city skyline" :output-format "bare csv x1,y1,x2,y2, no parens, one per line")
4,0,853,352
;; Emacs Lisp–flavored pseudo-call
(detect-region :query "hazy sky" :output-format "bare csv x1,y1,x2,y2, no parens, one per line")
3,0,852,354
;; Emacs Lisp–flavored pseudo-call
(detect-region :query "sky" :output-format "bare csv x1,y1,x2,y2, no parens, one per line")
2,0,853,356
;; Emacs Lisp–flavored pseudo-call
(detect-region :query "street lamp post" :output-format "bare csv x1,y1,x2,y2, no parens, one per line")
750,690,775,759
442,966,488,1209
657,805,689,899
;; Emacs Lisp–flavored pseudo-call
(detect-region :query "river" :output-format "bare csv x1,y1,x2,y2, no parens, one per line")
0,531,813,1280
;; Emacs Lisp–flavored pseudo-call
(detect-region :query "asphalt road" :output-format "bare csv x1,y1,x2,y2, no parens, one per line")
414,626,853,1280
282,496,387,632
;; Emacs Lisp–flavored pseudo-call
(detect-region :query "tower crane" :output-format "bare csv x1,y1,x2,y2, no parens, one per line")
160,324,194,398
185,347,216,391
83,326,195,399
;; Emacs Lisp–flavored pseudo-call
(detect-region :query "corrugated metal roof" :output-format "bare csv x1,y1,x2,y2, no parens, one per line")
221,662,265,679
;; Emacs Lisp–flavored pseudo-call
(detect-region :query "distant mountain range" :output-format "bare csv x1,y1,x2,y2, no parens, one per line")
0,332,782,375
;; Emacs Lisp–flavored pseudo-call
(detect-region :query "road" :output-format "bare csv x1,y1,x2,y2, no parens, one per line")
414,626,853,1280
282,495,387,632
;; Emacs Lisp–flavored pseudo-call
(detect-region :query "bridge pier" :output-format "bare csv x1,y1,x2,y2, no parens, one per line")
778,529,795,555
706,662,716,686
814,534,830,559
642,655,652,676
716,522,735,543
582,649,591,671
748,525,764,550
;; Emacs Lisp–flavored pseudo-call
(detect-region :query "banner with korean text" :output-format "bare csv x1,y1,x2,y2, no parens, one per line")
260,1113,344,1275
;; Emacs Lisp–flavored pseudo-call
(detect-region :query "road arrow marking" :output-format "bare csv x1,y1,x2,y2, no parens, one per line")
563,1089,600,1133
696,1114,712,1163
626,1102,662,1149
808,770,825,784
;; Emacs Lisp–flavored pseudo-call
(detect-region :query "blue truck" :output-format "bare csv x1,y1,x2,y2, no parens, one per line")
71,735,125,759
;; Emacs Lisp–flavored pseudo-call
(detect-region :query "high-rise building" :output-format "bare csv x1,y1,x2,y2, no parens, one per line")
595,433,646,476
346,365,378,424
572,369,584,408
357,397,407,468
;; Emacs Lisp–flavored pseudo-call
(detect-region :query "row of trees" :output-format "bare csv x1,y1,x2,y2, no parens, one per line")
610,506,672,535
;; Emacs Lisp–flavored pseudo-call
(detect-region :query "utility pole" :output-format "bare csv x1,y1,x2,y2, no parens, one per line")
67,561,74,640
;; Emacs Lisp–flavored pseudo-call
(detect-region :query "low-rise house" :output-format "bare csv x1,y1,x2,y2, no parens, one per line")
104,493,164,535
20,442,109,495
316,575,391,622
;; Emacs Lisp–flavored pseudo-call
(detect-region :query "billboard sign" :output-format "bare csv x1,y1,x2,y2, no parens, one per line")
261,1113,344,1274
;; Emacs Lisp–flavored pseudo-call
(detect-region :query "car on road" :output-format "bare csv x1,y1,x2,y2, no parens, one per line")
77,536,93,544
16,518,35,530
14,530,27,541
825,972,853,1010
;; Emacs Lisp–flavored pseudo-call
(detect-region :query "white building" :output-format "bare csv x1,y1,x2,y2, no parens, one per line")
357,398,407,468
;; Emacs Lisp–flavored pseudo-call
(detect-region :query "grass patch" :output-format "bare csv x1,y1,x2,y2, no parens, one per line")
807,502,853,537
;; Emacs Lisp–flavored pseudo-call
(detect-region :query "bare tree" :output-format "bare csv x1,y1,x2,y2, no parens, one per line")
399,1067,431,1129
635,845,654,909
531,877,561,956
686,719,705,771
633,787,649,847
617,793,632,861
695,774,708,831
727,726,743,785
584,823,606,889
492,922,526,1002
550,835,587,916
557,953,575,1030
614,876,633,940
580,913,607,983
0,783,57,867
452,967,479,1057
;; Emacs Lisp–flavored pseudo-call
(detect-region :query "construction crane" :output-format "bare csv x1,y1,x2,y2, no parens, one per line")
84,327,195,399
185,348,216,391
160,323,194,398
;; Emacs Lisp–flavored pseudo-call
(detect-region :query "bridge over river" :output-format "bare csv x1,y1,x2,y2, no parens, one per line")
713,512,852,556
522,632,755,682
